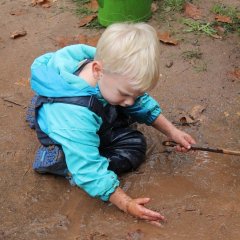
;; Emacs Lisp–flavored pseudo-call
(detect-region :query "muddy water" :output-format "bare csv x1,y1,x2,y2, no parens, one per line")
61,119,240,239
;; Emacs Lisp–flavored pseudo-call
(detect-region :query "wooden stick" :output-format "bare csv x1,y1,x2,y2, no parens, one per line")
162,141,240,156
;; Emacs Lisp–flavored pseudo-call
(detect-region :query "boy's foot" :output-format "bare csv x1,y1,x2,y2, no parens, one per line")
33,145,69,177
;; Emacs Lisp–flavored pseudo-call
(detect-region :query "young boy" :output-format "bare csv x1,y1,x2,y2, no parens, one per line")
28,23,196,226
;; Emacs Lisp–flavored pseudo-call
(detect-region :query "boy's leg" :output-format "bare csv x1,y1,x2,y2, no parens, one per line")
99,127,147,175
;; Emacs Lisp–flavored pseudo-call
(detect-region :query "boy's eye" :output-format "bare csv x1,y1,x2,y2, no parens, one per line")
119,91,129,97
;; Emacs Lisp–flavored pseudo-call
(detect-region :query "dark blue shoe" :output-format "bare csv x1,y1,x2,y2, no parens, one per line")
33,145,69,177
26,95,38,129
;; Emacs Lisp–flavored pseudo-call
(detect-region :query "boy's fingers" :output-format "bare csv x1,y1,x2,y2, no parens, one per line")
141,208,165,221
142,213,164,221
135,198,150,205
185,134,196,145
148,220,164,227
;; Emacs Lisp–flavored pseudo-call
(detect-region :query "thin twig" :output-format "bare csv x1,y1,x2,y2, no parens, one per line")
2,99,23,106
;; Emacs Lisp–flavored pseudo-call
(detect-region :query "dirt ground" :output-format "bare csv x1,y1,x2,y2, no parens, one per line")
0,0,240,239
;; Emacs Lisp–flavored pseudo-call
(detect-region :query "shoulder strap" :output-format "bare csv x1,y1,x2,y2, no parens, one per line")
35,95,106,146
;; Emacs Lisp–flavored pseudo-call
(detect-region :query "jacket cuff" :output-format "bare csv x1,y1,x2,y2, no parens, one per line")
100,179,120,201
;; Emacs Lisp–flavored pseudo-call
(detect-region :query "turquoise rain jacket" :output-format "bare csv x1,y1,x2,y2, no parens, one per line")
30,44,162,201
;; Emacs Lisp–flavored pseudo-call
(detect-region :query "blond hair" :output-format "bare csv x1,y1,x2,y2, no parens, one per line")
95,22,161,92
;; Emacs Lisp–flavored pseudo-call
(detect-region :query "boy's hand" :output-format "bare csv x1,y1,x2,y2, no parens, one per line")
109,187,165,227
126,198,165,226
169,128,196,152
152,114,196,152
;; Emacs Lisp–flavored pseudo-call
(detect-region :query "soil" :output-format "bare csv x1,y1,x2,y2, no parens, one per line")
0,0,239,239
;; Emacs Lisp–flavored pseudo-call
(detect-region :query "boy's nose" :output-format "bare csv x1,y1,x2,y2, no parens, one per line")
122,98,135,107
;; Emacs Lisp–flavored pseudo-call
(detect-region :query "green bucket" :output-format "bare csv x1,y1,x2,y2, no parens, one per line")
97,0,153,27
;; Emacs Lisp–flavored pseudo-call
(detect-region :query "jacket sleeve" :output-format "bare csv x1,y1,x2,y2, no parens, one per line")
38,103,119,201
122,93,162,125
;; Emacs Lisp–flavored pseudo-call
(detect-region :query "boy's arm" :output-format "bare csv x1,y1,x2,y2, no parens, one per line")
152,114,196,151
122,93,196,150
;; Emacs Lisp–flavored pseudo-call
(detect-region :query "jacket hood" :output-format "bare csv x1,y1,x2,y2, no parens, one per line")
31,44,97,97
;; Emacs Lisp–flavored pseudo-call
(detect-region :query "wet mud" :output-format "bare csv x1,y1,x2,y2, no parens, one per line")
0,0,240,239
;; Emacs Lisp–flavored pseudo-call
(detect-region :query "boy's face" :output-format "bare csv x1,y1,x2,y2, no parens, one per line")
98,72,142,107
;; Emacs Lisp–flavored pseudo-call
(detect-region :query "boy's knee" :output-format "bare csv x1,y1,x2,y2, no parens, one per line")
104,129,147,175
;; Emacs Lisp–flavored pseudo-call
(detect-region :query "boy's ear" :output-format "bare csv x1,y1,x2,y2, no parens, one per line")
92,61,103,80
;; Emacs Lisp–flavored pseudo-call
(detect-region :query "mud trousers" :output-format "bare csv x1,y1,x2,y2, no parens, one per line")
99,127,147,175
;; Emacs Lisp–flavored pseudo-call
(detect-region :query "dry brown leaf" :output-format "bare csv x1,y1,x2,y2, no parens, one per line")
158,32,178,45
211,34,222,39
78,14,97,27
176,105,206,126
151,2,158,13
179,115,196,125
184,2,201,20
87,0,98,12
215,15,232,23
189,105,206,120
31,0,51,7
10,30,27,39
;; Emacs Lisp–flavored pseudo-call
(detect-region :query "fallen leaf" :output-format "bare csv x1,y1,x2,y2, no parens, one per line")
158,32,178,45
236,112,240,117
31,0,51,7
10,30,27,39
184,2,201,20
176,105,206,126
189,105,206,120
215,15,232,23
211,34,222,39
78,14,97,27
151,2,158,13
87,0,98,12
179,115,196,125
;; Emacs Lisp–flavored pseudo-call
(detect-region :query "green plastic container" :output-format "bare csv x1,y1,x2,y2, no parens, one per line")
97,0,152,27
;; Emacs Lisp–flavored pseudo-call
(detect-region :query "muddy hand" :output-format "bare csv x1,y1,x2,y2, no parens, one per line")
169,129,196,152
126,198,165,226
